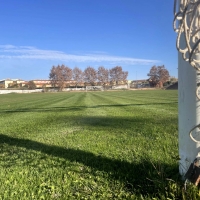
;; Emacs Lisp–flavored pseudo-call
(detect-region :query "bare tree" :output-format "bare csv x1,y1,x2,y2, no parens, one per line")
109,66,128,85
49,65,72,91
84,66,97,86
73,67,83,88
27,81,36,90
147,65,170,88
122,71,128,84
97,66,109,86
63,65,73,88
49,65,57,88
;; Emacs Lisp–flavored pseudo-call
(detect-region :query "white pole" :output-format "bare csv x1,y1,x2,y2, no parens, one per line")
175,0,200,175
178,52,200,175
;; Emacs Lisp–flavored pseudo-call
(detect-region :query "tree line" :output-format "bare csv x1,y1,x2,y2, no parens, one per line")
49,65,128,90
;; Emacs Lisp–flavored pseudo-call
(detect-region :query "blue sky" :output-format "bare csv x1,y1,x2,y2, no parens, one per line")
0,0,177,81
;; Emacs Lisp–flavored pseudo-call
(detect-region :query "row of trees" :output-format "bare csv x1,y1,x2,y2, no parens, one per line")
49,65,128,90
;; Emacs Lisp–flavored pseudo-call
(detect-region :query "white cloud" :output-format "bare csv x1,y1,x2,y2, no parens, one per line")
0,45,159,65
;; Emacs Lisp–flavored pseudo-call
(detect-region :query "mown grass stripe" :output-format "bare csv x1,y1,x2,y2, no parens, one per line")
0,90,182,199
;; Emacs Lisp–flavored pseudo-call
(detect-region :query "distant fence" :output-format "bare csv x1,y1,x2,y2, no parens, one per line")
62,85,129,91
111,85,128,90
0,89,42,94
130,83,150,89
0,84,129,94
62,88,85,92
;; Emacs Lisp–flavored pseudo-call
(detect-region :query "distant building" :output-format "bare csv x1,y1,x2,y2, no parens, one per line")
31,80,52,88
0,79,79,89
32,79,77,88
0,79,27,88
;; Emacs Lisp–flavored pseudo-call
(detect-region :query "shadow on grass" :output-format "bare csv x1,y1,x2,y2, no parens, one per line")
0,101,178,114
0,133,179,197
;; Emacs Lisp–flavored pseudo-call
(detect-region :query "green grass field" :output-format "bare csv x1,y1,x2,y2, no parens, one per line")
0,90,184,199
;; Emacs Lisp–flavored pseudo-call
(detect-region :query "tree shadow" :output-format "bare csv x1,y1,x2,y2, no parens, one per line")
0,133,179,197
0,101,178,114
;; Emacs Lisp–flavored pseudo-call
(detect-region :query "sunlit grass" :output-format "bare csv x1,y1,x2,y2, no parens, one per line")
0,90,184,199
